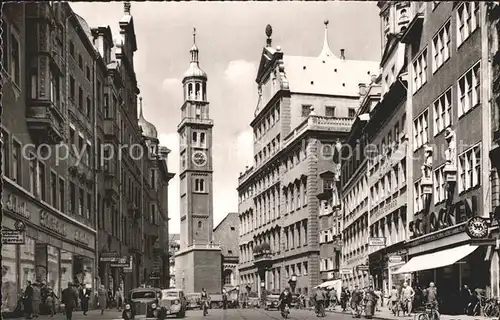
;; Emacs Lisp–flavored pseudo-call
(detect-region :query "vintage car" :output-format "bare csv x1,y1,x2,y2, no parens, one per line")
126,287,162,319
247,291,260,308
264,293,280,310
185,293,201,310
157,289,187,319
227,290,239,309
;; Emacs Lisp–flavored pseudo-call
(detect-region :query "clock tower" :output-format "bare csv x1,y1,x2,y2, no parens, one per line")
175,28,222,293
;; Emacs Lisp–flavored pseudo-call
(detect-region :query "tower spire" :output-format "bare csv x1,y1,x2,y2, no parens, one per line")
319,19,335,58
190,27,199,63
124,1,131,14
139,96,144,118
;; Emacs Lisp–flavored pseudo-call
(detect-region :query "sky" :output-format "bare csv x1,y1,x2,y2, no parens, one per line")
70,1,382,234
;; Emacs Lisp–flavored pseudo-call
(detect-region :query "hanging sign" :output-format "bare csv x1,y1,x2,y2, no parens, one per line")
465,216,490,239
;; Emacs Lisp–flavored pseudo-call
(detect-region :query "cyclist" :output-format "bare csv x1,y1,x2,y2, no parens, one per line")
401,282,415,316
200,288,210,316
279,288,292,317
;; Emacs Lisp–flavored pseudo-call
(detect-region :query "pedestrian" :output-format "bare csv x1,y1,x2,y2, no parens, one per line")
364,286,378,319
389,285,399,315
350,285,363,318
61,283,78,320
401,282,415,316
79,284,91,315
314,287,326,317
23,281,34,320
425,282,439,317
115,286,124,311
374,287,382,311
45,287,59,317
32,283,41,318
98,285,108,315
222,288,228,310
461,284,472,314
329,287,337,310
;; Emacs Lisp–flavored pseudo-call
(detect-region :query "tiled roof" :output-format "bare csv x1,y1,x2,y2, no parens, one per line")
283,55,379,97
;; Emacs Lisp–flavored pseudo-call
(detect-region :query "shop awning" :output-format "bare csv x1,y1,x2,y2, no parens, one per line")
317,279,341,289
392,244,478,275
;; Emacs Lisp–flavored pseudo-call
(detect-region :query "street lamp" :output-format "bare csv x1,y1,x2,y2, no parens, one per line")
288,274,298,293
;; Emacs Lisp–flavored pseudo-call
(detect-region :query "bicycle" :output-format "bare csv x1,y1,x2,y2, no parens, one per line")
202,300,209,316
416,303,440,320
483,298,500,317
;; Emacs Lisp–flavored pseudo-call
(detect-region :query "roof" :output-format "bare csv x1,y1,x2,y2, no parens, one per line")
169,234,180,242
283,55,379,97
213,212,238,232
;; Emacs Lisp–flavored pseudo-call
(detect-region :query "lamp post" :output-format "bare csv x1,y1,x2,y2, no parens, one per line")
288,274,298,293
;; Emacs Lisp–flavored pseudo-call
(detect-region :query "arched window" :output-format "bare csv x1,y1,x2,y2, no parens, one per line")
188,83,193,99
192,132,198,144
224,270,233,285
202,83,207,100
198,221,202,229
200,132,206,147
195,83,201,100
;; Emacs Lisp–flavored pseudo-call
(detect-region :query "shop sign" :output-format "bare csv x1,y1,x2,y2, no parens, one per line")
368,237,386,246
409,195,477,240
388,255,402,264
340,268,353,275
3,193,32,220
110,257,129,268
100,251,120,262
370,195,406,220
2,229,26,244
465,216,490,239
74,230,90,246
357,265,369,271
40,210,68,237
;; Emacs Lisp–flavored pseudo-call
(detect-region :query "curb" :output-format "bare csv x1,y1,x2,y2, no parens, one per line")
326,309,498,320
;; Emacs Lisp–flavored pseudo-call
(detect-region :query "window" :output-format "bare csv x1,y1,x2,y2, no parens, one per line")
78,188,84,216
67,76,75,103
198,221,202,229
29,158,36,194
325,106,336,117
150,203,157,224
78,54,83,69
412,49,428,92
86,66,91,80
59,178,65,211
432,20,451,72
414,180,425,212
86,193,91,219
200,132,206,148
303,262,308,275
86,97,92,117
434,166,447,203
457,2,479,47
302,105,312,117
50,172,57,207
194,178,205,192
458,62,480,116
413,109,429,150
36,161,45,200
70,182,76,213
70,41,75,57
348,108,356,118
433,88,452,135
12,140,20,182
10,29,21,86
78,87,83,110
192,132,197,144
458,144,481,193
150,169,157,190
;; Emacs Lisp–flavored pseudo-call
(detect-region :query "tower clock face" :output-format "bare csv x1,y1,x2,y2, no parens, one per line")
192,150,207,167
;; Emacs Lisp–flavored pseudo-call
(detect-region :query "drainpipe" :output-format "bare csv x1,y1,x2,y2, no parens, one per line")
92,52,99,291
141,137,145,285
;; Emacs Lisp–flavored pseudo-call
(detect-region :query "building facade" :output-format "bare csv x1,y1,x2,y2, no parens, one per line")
366,1,410,294
213,212,240,289
174,28,223,294
168,234,180,288
237,22,378,298
389,1,494,314
1,3,173,315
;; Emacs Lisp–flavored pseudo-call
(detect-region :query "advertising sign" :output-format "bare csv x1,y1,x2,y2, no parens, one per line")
388,255,402,264
100,251,119,263
2,229,26,244
340,268,353,275
368,237,386,246
110,257,129,268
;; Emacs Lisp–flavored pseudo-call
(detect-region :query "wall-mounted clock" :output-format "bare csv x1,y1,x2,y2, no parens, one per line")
465,216,489,239
192,150,207,167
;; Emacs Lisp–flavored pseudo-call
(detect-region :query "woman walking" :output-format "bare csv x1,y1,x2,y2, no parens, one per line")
98,285,107,315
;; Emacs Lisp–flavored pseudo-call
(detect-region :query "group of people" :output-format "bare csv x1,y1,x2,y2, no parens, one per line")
20,281,59,318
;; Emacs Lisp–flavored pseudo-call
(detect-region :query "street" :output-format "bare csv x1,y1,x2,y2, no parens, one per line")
28,308,351,320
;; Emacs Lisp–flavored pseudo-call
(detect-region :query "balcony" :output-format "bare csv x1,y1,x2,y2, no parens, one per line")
68,154,93,186
104,168,119,203
128,204,140,221
253,243,274,270
177,117,214,131
26,100,65,145
104,119,120,142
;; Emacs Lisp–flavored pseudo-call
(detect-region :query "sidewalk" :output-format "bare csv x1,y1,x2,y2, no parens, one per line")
5,309,122,320
326,306,497,320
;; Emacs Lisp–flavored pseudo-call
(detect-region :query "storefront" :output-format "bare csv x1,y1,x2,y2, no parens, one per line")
1,181,96,315
368,242,408,293
393,224,489,315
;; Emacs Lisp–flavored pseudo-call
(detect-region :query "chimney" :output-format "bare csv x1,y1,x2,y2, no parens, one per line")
358,83,367,96
340,49,345,60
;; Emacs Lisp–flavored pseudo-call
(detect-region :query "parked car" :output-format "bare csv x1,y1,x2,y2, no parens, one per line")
247,291,260,308
185,293,201,310
126,287,162,319
265,293,280,310
157,289,187,319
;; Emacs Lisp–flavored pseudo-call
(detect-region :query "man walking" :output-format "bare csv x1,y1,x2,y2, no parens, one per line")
62,283,78,320
32,283,41,318
314,287,326,317
24,281,34,320
79,284,91,315
401,282,415,316
222,288,228,310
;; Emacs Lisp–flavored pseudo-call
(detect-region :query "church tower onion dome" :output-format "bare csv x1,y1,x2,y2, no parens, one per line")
138,97,158,139
183,28,207,81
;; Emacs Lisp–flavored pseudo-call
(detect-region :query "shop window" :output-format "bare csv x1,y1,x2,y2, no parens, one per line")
20,237,36,290
47,245,60,295
2,240,18,312
60,250,73,292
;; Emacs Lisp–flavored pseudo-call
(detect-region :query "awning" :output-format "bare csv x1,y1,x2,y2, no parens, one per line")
318,279,341,289
393,244,478,275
